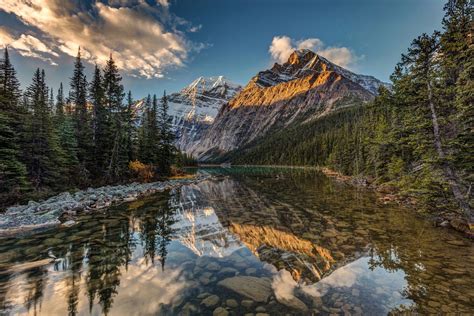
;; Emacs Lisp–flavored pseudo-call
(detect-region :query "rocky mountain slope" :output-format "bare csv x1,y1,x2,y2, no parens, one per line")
130,76,241,155
167,76,241,154
188,49,389,160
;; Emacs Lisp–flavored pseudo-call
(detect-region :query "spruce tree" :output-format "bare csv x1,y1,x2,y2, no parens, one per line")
158,91,175,175
56,83,65,118
0,47,29,203
102,54,126,181
54,82,79,186
125,91,135,162
70,48,92,180
439,0,473,185
89,64,110,179
24,69,64,190
138,95,152,163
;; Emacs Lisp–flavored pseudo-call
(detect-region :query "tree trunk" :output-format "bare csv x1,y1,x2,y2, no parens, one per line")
426,81,473,227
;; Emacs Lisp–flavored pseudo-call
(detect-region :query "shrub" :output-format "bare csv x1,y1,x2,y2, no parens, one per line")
128,160,155,182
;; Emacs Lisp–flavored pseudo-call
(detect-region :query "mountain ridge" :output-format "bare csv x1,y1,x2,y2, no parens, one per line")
189,49,388,160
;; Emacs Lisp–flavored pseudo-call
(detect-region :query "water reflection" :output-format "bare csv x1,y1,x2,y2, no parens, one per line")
0,167,472,315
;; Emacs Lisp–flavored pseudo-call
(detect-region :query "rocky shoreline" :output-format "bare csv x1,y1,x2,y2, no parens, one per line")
0,174,211,235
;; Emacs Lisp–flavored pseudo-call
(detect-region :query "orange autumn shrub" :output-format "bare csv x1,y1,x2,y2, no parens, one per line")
128,160,155,182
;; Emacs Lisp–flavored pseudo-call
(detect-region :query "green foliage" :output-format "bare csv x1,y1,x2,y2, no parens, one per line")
0,48,178,205
226,0,473,221
24,69,65,189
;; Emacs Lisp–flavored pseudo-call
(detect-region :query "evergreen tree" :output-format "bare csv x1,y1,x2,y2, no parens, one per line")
24,69,64,189
0,47,21,104
89,64,109,179
102,54,126,181
0,48,29,203
138,95,153,163
439,0,473,184
69,48,91,180
56,83,65,118
125,91,135,162
157,91,174,175
54,82,79,186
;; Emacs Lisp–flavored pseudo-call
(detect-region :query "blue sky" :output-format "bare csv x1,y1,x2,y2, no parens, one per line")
0,0,445,99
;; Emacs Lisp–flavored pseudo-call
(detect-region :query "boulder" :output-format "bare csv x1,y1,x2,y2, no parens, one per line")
218,276,272,302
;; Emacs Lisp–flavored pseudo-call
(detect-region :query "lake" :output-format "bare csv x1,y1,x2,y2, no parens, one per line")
0,167,472,315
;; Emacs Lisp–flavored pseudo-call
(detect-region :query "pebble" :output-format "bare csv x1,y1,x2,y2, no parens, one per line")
241,300,254,308
201,295,220,308
255,306,266,312
213,307,229,316
206,262,221,271
226,299,239,308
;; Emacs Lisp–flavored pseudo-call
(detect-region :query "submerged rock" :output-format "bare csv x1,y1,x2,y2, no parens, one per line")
213,307,229,316
275,295,308,311
218,276,272,302
201,294,220,307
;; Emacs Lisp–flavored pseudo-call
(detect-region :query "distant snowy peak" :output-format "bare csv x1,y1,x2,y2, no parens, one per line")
167,76,242,155
254,49,390,95
180,76,242,100
168,76,242,124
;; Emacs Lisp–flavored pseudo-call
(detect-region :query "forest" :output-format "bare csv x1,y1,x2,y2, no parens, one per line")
228,0,473,226
0,49,179,206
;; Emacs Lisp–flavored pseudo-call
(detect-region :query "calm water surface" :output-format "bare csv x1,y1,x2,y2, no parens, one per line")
0,167,472,315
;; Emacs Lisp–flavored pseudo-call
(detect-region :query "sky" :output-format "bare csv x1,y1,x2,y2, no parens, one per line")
0,0,445,99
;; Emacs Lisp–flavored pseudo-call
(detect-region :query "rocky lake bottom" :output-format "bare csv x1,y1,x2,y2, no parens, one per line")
0,167,472,315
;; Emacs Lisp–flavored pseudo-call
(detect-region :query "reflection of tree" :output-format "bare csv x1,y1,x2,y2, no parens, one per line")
85,218,134,315
139,196,177,270
65,244,85,316
24,266,48,315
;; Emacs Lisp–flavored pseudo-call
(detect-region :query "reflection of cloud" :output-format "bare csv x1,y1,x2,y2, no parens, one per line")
5,260,188,315
269,35,358,69
0,0,203,78
272,269,297,301
110,264,187,315
319,260,361,288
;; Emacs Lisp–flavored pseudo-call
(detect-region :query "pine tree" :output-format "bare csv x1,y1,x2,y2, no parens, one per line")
24,69,64,190
89,64,110,179
439,0,473,184
125,91,135,162
0,47,29,203
157,91,175,175
102,54,126,181
54,82,79,186
70,48,91,180
56,83,65,119
138,95,152,163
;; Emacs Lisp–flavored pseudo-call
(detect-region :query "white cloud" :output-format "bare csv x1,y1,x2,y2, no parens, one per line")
269,35,358,69
0,27,58,65
0,0,202,78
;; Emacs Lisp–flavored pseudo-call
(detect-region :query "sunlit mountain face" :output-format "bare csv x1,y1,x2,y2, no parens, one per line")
188,50,390,160
0,167,472,315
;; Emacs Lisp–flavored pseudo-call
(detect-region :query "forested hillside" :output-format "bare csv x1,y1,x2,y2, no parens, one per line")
0,49,177,206
227,0,473,226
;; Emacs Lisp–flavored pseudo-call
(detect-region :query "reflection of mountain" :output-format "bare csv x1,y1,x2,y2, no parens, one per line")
173,174,363,284
169,183,244,257
1,169,473,315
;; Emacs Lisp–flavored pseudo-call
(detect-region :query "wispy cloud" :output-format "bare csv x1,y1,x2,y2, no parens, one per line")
269,35,358,69
0,0,203,78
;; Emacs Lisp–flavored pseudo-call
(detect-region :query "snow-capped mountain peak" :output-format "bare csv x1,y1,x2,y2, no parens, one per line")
254,49,390,95
168,76,242,154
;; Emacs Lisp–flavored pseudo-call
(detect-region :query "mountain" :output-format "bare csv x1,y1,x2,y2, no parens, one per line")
129,76,241,155
167,76,241,154
189,49,390,160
